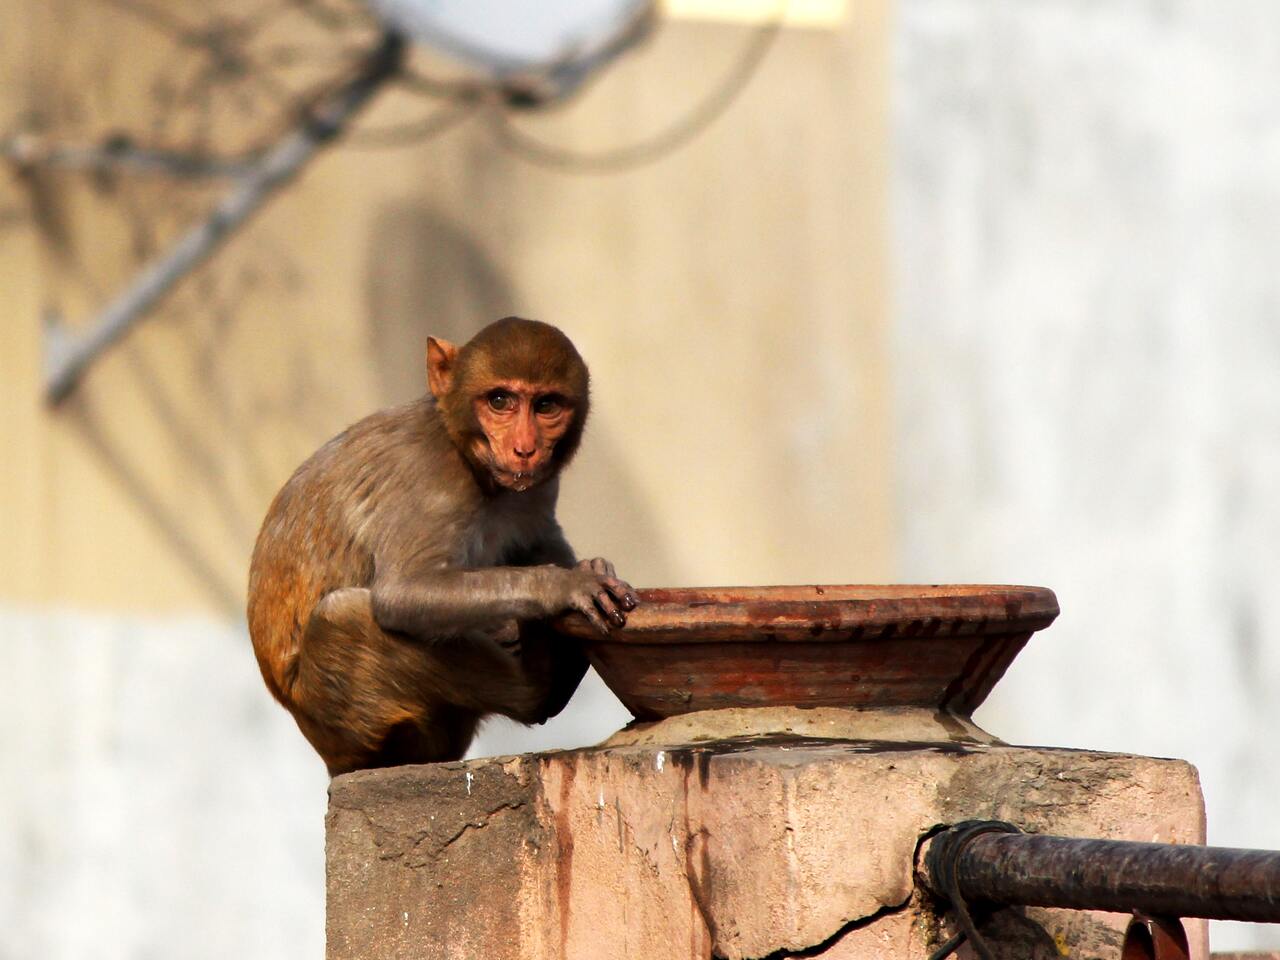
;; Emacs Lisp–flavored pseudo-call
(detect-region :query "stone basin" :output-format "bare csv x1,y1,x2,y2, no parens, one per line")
555,584,1059,721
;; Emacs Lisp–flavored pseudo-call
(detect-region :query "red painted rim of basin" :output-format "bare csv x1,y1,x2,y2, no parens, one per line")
554,584,1059,645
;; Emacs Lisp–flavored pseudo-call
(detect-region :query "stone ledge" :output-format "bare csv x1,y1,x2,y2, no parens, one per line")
327,733,1206,960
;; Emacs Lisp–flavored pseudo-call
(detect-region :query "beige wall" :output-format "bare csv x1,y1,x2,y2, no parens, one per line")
0,0,893,619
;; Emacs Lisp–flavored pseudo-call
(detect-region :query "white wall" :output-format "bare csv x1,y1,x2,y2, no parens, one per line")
893,2,1280,950
0,607,328,960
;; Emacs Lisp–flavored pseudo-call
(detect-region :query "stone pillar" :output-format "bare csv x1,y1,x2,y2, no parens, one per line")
326,708,1207,960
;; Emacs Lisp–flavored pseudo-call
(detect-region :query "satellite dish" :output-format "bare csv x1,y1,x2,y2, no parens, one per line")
368,0,655,102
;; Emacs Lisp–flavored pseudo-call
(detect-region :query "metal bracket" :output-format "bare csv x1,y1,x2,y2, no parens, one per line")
1121,915,1191,960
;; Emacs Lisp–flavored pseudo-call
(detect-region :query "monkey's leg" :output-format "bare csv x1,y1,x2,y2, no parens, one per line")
506,619,590,724
293,588,481,774
404,618,587,727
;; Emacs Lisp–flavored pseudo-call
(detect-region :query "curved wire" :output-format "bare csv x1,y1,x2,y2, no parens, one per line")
343,99,479,148
926,820,1023,960
486,0,790,175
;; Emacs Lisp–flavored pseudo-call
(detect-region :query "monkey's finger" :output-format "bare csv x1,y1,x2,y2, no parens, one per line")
601,576,638,611
594,589,628,629
582,557,612,578
575,598,612,635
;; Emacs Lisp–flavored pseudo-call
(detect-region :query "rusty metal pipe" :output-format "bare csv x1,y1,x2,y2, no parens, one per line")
921,827,1280,922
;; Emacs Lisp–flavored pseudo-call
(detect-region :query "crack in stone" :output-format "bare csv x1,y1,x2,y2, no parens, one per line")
405,801,527,866
331,799,527,866
446,801,525,848
329,803,409,862
710,895,914,960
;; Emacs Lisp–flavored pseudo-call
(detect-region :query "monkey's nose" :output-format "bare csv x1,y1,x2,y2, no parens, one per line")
514,447,535,460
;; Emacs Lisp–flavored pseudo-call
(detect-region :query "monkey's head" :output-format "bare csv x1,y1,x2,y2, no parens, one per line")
427,317,590,494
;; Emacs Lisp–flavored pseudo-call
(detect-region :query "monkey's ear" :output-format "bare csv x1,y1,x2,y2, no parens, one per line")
426,337,459,399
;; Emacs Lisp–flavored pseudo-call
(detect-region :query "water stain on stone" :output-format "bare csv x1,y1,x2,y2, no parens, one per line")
551,756,577,956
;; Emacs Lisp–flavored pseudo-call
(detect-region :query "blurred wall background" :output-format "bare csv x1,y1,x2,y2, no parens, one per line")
0,0,1276,956
893,3,1280,949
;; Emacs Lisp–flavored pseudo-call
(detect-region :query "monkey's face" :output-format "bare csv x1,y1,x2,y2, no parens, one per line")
471,382,576,492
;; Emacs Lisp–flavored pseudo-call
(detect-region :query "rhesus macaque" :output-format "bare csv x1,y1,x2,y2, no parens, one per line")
247,317,636,776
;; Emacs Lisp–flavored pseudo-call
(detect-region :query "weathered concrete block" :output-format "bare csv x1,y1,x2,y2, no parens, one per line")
327,716,1206,960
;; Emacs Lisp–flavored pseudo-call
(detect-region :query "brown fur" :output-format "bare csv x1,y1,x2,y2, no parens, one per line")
247,319,633,776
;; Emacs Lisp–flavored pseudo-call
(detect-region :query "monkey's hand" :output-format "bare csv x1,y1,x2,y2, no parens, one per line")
563,557,638,635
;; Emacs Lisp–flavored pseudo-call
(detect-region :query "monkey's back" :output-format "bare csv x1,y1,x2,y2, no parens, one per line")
246,398,475,706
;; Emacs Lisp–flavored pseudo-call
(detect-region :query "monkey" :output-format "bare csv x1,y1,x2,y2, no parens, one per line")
247,317,637,776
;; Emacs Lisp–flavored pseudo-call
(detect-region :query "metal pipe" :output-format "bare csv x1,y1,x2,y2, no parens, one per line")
921,825,1280,923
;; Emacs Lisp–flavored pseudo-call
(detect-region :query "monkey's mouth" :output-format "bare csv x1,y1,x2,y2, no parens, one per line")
495,467,539,492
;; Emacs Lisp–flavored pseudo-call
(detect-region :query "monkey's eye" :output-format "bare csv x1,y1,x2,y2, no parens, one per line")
487,391,516,412
533,395,565,416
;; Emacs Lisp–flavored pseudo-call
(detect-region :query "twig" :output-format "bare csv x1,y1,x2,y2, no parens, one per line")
43,31,406,405
3,133,257,179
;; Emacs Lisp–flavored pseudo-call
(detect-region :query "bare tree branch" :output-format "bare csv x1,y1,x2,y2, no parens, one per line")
3,133,257,178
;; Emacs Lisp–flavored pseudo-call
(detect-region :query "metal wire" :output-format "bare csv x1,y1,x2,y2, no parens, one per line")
487,0,790,174
926,820,1023,960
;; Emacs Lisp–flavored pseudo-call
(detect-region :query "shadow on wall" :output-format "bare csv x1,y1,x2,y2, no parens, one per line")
364,203,521,404
67,391,248,615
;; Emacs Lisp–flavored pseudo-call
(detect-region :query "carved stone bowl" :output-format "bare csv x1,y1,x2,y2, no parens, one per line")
555,585,1059,721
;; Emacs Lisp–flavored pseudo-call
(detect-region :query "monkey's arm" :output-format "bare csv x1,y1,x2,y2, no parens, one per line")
370,563,634,638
